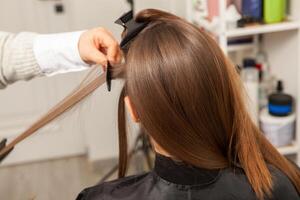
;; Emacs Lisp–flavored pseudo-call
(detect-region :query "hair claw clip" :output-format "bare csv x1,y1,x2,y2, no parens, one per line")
115,10,149,49
106,10,149,92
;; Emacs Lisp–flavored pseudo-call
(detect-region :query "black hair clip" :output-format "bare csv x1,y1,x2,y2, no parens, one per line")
106,10,149,92
115,10,149,49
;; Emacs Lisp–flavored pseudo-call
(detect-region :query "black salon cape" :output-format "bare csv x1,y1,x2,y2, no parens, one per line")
76,154,299,200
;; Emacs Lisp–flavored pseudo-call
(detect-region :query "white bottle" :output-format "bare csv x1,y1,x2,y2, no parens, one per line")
242,59,259,124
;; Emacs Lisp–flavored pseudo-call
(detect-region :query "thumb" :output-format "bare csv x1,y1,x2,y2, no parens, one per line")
88,48,108,66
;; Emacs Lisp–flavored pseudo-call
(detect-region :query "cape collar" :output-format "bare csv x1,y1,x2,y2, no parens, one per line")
154,153,221,186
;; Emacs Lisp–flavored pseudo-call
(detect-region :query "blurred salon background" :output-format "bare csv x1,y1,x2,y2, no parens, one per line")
0,0,300,199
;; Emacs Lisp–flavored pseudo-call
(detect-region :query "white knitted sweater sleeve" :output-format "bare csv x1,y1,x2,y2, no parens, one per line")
0,31,41,88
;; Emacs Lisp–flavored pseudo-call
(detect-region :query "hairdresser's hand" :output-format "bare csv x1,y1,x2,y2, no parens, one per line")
78,28,122,68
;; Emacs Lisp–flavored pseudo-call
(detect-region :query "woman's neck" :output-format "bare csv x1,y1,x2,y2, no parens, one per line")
150,137,173,158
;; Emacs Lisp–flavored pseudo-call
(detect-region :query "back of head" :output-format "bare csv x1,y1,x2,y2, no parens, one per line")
125,9,238,167
117,9,300,200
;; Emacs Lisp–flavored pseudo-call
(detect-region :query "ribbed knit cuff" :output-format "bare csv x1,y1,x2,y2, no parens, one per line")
2,32,42,85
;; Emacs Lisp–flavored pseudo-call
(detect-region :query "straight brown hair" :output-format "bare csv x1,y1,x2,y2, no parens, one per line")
117,9,300,200
1,9,299,200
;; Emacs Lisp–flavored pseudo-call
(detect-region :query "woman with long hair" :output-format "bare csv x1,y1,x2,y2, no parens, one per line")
75,9,300,200
1,8,299,200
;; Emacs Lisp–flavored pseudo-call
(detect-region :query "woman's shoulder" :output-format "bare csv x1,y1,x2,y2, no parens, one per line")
76,172,154,200
76,165,299,200
216,165,299,200
268,165,300,199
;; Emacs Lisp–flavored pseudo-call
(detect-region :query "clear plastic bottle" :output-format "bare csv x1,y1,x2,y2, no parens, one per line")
255,47,277,110
242,58,259,124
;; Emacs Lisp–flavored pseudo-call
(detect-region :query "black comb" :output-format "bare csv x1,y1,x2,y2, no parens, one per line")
106,62,112,92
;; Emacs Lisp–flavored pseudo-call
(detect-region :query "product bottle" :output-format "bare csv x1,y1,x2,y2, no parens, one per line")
264,0,286,23
242,58,259,124
242,0,262,21
256,47,269,109
207,0,219,20
268,80,293,116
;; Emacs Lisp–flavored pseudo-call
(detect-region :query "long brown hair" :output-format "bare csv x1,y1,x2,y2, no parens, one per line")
117,9,300,200
1,9,299,200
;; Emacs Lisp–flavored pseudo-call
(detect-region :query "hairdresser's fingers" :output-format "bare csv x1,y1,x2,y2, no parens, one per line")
78,29,107,66
78,27,120,66
88,48,108,67
110,48,122,66
96,29,121,64
116,48,123,64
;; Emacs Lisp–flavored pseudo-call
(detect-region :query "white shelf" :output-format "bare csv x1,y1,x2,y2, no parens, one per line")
227,43,255,52
277,144,299,155
226,21,300,38
187,0,300,165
